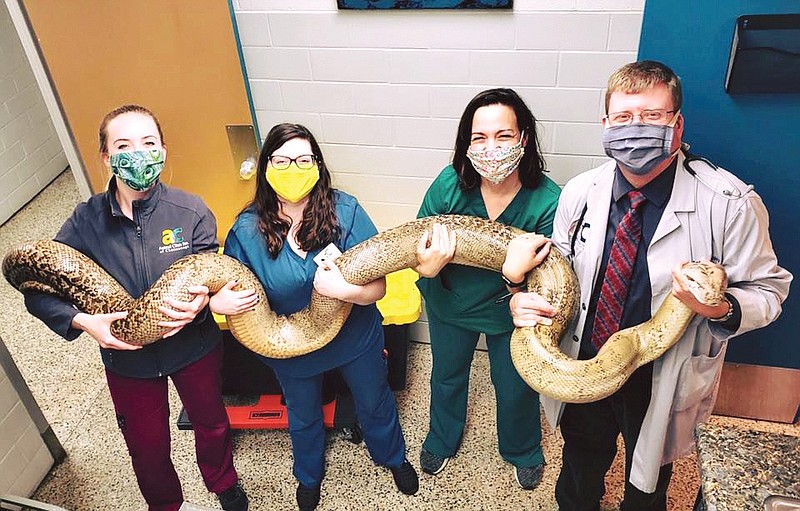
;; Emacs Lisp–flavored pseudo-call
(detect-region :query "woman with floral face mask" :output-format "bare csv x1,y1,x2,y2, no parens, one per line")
414,88,560,490
22,105,249,511
210,123,418,511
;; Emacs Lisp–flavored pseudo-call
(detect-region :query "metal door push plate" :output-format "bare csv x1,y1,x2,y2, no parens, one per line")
226,125,258,180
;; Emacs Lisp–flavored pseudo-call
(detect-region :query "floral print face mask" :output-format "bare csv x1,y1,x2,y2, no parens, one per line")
109,149,165,192
466,136,525,185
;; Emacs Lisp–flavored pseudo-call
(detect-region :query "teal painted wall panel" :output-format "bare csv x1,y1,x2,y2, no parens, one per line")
639,1,799,369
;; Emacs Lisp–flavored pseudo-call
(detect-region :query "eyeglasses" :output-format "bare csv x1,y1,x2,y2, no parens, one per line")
605,109,677,126
268,154,316,170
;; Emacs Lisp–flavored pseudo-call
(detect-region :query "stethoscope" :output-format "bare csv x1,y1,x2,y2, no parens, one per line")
681,143,755,199
568,144,755,257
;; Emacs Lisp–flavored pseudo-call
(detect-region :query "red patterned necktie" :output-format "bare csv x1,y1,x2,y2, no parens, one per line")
591,190,647,350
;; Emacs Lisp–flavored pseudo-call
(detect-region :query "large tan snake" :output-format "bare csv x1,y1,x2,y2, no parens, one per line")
2,214,725,403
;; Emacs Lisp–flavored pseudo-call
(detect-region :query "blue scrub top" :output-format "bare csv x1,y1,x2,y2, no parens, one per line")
223,190,384,378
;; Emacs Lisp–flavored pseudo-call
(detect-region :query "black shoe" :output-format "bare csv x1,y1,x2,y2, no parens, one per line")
419,448,449,475
390,458,419,495
296,482,321,511
514,463,545,490
217,483,249,511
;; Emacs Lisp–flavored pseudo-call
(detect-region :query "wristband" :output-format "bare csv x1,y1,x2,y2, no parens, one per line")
710,296,734,323
502,274,526,289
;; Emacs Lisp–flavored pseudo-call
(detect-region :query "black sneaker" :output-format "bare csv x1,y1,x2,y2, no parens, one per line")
419,448,449,475
389,458,419,495
217,483,249,511
296,482,321,511
514,463,545,490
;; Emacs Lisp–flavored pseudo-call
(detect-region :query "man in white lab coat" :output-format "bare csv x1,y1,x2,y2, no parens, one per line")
504,60,792,510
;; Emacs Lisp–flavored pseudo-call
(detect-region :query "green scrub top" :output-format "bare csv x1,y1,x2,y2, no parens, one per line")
417,165,561,334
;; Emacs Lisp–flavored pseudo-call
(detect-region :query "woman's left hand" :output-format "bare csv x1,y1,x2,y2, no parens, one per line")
158,285,211,338
415,223,456,278
314,261,356,301
502,233,551,284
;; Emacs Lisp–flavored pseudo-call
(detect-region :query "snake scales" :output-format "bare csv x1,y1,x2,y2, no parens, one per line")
2,214,725,403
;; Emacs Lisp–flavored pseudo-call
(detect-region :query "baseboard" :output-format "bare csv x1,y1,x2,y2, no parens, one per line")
712,362,800,423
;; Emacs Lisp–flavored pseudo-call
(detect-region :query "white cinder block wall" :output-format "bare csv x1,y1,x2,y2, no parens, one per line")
233,0,643,227
234,0,644,344
0,357,54,496
0,0,68,227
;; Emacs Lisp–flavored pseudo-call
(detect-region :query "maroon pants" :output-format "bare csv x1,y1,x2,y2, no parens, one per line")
105,344,237,511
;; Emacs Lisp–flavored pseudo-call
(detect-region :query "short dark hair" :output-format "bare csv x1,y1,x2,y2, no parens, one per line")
452,88,546,191
605,60,683,114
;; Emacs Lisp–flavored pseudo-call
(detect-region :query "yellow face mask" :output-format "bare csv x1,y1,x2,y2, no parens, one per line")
266,163,320,203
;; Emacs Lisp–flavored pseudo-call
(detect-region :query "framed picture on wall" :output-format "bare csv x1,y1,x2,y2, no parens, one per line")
337,0,512,9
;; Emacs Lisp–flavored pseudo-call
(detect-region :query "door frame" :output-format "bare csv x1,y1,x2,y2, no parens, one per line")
4,0,91,199
3,0,259,202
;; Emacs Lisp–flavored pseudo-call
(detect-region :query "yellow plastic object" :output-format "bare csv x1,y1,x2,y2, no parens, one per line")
377,268,422,326
214,246,230,330
213,311,229,330
212,267,421,330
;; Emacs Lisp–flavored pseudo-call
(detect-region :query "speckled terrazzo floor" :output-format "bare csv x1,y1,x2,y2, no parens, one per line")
5,170,791,511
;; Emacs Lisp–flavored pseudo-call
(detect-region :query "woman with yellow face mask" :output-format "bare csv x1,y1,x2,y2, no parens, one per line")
210,123,418,511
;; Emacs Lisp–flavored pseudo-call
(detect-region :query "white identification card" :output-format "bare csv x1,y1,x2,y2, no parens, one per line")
313,243,342,267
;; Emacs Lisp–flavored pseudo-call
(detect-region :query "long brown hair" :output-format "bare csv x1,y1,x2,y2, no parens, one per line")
249,123,340,258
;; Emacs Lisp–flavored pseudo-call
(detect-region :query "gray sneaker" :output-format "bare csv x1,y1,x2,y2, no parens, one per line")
514,463,545,490
419,448,449,475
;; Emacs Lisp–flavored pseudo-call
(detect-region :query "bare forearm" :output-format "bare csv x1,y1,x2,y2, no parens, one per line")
341,277,387,306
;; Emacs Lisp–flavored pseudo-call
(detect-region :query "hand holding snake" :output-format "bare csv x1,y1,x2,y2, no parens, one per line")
3,215,726,403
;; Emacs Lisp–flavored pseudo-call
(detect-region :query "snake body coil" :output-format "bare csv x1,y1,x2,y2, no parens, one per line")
2,214,724,403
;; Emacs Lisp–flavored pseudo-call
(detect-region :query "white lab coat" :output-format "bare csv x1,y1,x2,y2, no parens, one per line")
544,151,792,493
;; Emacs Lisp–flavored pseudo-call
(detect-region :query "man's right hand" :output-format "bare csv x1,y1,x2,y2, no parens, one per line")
509,292,556,327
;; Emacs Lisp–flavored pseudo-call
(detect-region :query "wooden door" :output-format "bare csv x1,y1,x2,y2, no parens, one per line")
21,0,256,241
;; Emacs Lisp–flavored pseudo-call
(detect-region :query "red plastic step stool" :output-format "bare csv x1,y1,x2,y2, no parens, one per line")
177,269,419,435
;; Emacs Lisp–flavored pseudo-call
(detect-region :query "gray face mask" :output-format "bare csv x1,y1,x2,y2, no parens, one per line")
602,123,676,176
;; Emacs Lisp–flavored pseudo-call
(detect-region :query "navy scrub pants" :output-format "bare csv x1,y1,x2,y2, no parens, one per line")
275,341,406,488
105,343,238,511
422,310,544,468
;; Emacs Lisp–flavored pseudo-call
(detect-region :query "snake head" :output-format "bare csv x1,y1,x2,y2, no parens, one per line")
681,261,727,306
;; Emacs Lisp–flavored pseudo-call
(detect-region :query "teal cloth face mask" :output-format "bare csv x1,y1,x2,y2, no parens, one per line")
109,149,165,191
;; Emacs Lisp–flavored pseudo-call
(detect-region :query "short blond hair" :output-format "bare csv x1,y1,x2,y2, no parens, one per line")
605,60,682,114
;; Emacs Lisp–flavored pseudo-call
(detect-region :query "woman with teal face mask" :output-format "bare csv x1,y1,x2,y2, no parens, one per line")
23,105,249,511
210,123,418,511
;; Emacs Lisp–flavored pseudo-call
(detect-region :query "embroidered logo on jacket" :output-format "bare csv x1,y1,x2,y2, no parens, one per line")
160,227,189,254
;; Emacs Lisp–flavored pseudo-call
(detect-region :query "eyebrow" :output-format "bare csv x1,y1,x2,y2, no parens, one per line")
112,135,158,144
471,128,517,136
